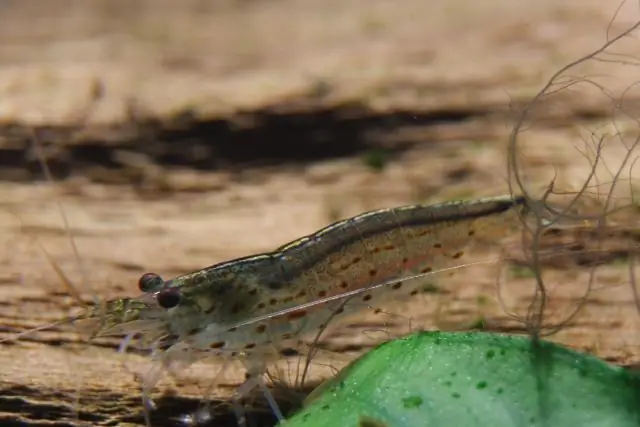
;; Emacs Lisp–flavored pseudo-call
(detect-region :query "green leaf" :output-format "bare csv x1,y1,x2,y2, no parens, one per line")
281,331,640,427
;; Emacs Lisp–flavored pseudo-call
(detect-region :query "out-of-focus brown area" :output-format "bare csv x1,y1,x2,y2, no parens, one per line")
1,1,639,426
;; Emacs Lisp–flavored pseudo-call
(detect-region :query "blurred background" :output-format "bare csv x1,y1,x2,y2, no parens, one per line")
0,0,637,187
1,1,639,426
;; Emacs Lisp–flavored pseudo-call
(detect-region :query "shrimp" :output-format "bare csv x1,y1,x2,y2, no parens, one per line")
89,195,531,424
2,194,531,426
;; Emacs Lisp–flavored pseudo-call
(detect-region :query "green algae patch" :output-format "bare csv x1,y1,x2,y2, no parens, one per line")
280,331,640,427
401,395,423,409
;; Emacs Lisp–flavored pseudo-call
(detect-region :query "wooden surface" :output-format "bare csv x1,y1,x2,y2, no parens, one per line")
1,1,640,426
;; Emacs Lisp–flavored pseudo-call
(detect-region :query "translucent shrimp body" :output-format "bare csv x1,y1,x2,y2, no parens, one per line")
16,195,527,425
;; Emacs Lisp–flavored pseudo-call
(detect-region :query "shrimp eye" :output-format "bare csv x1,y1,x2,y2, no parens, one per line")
138,272,164,293
156,287,181,309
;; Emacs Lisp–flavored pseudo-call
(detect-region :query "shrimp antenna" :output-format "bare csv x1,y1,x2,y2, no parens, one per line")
29,130,91,307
